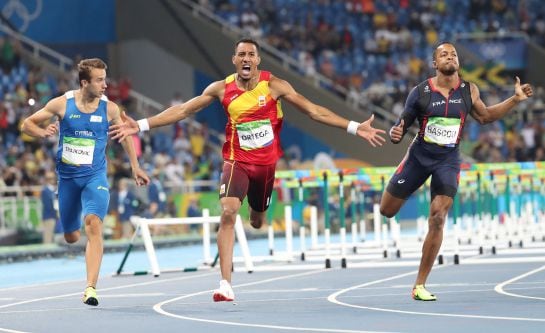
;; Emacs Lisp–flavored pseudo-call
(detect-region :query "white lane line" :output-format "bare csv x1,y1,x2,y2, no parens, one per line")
340,286,545,300
0,278,84,292
100,293,165,298
0,271,216,309
328,265,545,322
391,281,545,289
457,256,545,265
153,269,398,333
0,271,217,333
494,264,545,301
0,328,30,333
241,254,545,271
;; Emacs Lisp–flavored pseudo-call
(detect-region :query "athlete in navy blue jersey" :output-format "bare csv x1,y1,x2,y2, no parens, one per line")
22,58,150,306
380,42,533,301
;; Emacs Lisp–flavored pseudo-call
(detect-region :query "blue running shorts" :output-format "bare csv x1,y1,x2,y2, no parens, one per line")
58,172,110,233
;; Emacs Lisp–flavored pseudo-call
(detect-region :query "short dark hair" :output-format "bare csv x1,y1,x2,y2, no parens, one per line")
78,58,107,86
234,38,260,53
432,41,455,61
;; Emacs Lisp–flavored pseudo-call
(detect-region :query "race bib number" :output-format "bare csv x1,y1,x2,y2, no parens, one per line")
424,117,461,146
62,137,95,165
236,119,274,150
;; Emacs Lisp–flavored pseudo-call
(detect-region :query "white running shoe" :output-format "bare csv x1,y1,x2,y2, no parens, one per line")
213,279,235,302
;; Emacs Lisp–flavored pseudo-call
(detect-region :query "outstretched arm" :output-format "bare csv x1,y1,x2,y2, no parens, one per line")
470,77,533,124
270,76,386,147
20,97,64,138
109,81,223,141
108,102,150,186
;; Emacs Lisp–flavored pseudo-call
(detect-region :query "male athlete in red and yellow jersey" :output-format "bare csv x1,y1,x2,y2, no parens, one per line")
219,70,282,229
221,70,282,164
110,38,386,303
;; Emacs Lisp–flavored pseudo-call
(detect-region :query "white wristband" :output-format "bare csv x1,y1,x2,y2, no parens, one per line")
137,119,150,132
346,121,359,136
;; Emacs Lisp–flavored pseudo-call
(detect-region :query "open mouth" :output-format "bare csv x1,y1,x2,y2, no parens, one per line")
241,65,251,76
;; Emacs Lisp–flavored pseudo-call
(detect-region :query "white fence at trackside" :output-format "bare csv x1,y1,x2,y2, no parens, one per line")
126,209,254,276
0,24,73,71
0,194,42,232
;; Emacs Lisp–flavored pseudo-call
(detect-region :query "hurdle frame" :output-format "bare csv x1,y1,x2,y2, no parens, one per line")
115,209,254,276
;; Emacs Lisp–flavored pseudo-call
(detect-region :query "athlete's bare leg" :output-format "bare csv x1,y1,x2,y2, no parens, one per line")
379,190,406,218
84,214,103,288
218,197,241,282
249,206,267,229
415,195,452,286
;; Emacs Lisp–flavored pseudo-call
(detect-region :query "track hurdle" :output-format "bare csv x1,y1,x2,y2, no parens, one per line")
267,189,278,255
452,192,461,264
349,183,359,253
451,163,545,257
323,171,332,268
284,205,294,260
275,162,545,269
275,168,400,266
338,171,347,268
297,178,307,260
358,186,367,243
115,209,254,276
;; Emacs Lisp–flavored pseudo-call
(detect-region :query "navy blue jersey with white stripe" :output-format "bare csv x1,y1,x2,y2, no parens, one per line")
400,78,472,157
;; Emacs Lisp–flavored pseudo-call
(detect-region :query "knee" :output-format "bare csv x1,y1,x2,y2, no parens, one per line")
220,197,241,226
84,216,103,236
249,210,266,229
64,232,79,244
380,205,397,219
221,208,238,227
221,205,238,219
379,193,402,218
429,212,446,232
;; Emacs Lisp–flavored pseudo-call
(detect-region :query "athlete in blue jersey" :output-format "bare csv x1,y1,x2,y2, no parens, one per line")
21,58,149,306
380,42,533,301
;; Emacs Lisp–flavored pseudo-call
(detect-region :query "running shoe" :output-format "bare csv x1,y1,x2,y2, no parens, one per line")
213,279,235,302
83,286,99,306
412,284,436,301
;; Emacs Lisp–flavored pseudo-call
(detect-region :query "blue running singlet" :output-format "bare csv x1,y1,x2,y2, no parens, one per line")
56,90,109,178
56,91,110,231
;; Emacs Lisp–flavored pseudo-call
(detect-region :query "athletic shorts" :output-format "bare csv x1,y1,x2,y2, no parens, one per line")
386,143,460,200
58,172,110,233
219,160,276,212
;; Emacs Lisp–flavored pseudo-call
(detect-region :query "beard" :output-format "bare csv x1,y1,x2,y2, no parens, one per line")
439,63,458,76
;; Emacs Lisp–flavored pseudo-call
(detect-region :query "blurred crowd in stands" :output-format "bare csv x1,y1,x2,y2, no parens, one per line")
200,0,545,163
3,0,545,196
0,36,221,236
0,35,222,209
0,35,221,238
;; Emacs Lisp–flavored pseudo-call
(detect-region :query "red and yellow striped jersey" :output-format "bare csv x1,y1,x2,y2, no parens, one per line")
221,71,284,165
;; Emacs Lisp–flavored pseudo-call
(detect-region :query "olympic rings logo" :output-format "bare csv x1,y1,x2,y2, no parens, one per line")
2,0,42,32
479,43,507,60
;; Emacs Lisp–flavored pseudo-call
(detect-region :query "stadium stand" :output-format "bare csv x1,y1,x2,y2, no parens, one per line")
2,0,545,244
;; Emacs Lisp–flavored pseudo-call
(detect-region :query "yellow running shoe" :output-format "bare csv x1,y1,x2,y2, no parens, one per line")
412,284,436,301
83,286,99,306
